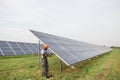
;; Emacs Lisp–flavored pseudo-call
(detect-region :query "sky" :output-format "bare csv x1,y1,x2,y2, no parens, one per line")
0,0,120,47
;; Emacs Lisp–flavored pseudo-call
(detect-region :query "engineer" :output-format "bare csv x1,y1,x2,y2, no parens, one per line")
41,44,52,78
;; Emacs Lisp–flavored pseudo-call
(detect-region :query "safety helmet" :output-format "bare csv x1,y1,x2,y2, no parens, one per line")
44,44,49,49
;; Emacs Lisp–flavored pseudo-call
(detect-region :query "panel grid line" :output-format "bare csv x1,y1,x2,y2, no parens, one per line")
7,41,16,55
16,42,26,54
0,48,5,56
47,34,80,61
24,43,34,54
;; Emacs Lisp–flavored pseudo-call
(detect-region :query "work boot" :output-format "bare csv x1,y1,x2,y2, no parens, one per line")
46,76,50,78
50,75,53,77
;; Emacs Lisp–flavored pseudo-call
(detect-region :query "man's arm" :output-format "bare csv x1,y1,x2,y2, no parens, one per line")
46,53,52,57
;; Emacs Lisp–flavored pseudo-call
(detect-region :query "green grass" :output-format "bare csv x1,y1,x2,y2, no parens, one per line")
0,49,120,80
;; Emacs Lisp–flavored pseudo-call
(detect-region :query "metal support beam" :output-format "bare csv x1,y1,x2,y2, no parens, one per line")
38,40,40,69
60,60,62,73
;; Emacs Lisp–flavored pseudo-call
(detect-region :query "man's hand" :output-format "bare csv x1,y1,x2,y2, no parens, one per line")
48,54,53,57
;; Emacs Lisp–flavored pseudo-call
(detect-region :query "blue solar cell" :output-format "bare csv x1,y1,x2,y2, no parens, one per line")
1,47,14,56
0,49,3,56
9,42,24,54
0,41,15,56
25,43,37,54
0,41,9,47
31,44,38,53
17,43,33,54
32,44,38,49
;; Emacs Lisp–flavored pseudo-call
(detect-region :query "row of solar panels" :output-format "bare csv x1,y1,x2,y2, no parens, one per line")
0,40,52,56
30,30,112,66
0,30,112,66
0,41,39,56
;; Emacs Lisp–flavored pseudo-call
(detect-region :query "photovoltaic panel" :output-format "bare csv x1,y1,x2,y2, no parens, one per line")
0,40,52,56
17,43,33,54
9,42,25,55
30,30,112,66
25,43,37,54
0,41,15,56
0,49,3,56
1,47,15,56
32,44,38,50
31,44,39,53
0,41,9,47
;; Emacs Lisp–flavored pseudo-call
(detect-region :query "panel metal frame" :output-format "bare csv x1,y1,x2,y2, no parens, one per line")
0,48,4,56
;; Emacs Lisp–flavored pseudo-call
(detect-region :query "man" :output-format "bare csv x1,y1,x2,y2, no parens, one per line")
41,44,52,78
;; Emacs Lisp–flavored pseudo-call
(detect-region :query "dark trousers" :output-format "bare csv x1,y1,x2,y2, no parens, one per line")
42,58,48,77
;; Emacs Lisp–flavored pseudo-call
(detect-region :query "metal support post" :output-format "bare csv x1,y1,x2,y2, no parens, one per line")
60,60,62,73
38,40,40,69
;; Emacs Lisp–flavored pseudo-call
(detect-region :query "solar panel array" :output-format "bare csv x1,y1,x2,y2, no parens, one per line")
0,41,39,56
30,30,112,66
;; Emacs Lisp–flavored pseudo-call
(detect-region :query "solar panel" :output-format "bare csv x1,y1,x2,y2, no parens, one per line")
30,30,112,66
31,44,39,53
17,43,33,54
0,40,52,56
9,42,25,55
0,41,15,56
0,48,4,56
25,43,37,54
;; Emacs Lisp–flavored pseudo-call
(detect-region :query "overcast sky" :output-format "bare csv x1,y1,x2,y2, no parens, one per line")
0,0,120,47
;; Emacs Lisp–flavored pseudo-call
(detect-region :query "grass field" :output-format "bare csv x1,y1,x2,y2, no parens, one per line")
0,49,120,80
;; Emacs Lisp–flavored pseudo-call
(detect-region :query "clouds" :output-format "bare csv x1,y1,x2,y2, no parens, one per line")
0,0,96,25
0,27,38,43
0,0,120,46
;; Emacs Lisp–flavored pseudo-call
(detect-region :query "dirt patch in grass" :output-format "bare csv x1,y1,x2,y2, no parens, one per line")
96,59,113,80
18,68,25,73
